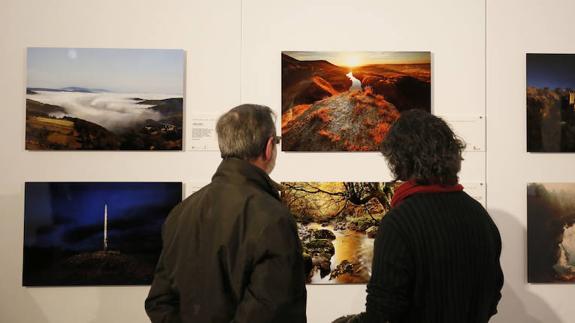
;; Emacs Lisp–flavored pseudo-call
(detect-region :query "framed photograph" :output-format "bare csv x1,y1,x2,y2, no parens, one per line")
282,51,431,151
26,48,184,150
527,53,575,152
23,182,182,286
528,183,575,282
280,182,398,284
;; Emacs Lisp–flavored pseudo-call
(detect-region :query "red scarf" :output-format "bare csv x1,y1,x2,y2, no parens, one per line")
391,180,464,208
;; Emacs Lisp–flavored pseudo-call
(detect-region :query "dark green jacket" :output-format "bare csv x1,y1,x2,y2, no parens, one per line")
145,158,307,323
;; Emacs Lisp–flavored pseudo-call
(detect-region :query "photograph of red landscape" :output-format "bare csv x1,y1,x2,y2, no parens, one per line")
282,51,431,151
280,182,398,284
527,54,575,152
528,183,575,283
26,48,184,150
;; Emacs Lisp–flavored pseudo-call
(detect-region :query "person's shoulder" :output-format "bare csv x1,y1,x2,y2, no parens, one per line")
377,204,408,236
179,183,211,207
164,183,214,222
452,191,494,221
379,190,464,224
396,190,495,226
457,190,486,209
398,190,481,209
383,197,420,222
248,191,290,217
242,191,297,242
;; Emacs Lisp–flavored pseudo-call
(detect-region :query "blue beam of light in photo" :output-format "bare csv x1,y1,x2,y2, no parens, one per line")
24,182,182,252
527,53,575,89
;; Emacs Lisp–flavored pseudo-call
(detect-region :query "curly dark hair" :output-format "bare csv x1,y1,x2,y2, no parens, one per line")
381,110,466,185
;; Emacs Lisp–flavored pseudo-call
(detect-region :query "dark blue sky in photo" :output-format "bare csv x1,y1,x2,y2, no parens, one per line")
24,182,181,252
527,54,575,89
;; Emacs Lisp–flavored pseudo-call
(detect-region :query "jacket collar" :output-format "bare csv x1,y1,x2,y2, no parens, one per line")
212,158,280,199
391,180,464,208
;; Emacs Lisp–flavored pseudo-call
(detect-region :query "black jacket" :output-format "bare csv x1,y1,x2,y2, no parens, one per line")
145,158,307,323
339,191,503,323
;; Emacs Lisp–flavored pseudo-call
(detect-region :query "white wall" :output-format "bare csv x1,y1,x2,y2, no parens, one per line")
0,0,566,322
487,0,575,322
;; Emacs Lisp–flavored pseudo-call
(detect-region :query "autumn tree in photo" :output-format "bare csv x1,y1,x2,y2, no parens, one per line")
280,182,397,284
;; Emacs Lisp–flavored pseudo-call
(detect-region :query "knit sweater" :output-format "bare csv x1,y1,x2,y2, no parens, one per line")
358,191,503,323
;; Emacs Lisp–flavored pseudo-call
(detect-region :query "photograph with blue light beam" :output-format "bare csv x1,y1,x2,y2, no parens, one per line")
281,51,431,151
527,53,575,152
23,182,182,286
25,48,184,150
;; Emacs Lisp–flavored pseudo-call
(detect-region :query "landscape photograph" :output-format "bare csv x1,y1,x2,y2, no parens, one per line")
280,181,398,284
282,51,431,151
23,182,182,286
527,54,575,152
528,183,575,283
26,48,184,150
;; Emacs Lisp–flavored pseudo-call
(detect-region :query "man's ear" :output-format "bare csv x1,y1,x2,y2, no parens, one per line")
264,136,274,162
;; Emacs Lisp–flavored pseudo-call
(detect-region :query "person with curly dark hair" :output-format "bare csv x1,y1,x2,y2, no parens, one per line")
333,110,503,323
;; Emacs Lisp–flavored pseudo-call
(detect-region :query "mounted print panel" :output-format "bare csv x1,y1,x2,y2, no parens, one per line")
23,182,182,286
282,51,431,152
280,181,399,284
527,54,575,152
528,183,575,283
26,48,184,150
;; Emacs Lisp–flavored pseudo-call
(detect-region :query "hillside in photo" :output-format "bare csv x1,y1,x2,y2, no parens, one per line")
26,48,184,150
282,52,431,152
26,90,183,150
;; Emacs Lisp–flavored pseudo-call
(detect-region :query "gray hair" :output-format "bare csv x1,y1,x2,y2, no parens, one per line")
216,104,276,159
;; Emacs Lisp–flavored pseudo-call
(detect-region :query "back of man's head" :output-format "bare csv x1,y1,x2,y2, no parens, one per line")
216,104,276,160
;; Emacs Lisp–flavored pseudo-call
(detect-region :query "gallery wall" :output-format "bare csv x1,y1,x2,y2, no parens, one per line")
0,1,239,322
487,0,575,322
0,0,570,322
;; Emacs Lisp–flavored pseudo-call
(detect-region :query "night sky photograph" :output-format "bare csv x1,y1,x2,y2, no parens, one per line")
23,182,182,286
527,53,575,152
527,54,575,89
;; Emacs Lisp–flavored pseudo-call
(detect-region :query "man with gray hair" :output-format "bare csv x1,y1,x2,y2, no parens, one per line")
145,104,307,323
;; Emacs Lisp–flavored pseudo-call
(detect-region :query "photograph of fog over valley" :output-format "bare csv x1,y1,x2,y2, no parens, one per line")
26,48,184,150
528,183,575,283
282,51,431,151
23,182,182,286
527,54,575,152
280,182,398,284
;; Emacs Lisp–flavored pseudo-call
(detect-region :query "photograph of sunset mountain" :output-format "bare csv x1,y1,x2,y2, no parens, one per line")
282,51,431,151
23,182,182,286
26,48,184,150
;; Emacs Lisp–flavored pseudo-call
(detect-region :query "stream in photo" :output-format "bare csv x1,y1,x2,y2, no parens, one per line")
307,223,372,284
346,71,362,91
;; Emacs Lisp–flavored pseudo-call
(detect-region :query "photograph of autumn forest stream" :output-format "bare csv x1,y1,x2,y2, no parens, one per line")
281,182,398,284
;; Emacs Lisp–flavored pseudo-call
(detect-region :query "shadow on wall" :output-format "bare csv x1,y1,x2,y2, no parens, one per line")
0,193,47,323
490,209,561,323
